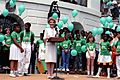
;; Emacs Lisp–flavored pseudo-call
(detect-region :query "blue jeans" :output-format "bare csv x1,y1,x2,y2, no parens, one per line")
75,53,82,70
62,50,70,69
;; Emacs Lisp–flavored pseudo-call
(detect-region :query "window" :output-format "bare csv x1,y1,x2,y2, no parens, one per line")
60,0,87,7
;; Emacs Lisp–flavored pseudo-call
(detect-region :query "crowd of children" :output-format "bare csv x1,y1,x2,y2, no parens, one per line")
1,21,120,79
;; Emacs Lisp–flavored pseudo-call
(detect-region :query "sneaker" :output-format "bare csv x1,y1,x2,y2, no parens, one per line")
62,68,65,71
92,75,100,78
48,76,52,79
16,73,23,77
9,74,16,78
66,68,69,71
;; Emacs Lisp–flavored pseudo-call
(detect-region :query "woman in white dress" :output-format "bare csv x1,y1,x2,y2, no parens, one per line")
44,18,57,79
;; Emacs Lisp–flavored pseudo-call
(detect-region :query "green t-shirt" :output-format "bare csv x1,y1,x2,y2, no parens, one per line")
11,31,20,44
3,35,12,50
81,37,86,45
74,39,82,53
86,42,96,51
100,41,111,56
116,40,120,53
57,42,62,55
36,39,44,46
0,33,5,46
20,31,34,42
61,32,65,38
61,39,71,49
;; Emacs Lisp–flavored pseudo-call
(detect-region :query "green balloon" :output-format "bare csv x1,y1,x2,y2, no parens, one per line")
81,45,87,52
109,22,114,28
0,34,4,42
72,10,78,17
107,1,112,6
12,0,16,3
106,16,112,23
52,13,58,19
46,24,50,28
2,9,9,17
67,23,74,31
18,5,25,16
91,28,98,36
71,49,77,56
98,27,104,35
62,16,68,24
116,26,120,32
105,31,110,35
100,17,106,25
57,21,63,29
10,0,15,8
104,22,109,28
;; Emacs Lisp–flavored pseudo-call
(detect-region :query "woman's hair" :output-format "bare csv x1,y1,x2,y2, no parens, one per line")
48,17,56,24
86,34,95,43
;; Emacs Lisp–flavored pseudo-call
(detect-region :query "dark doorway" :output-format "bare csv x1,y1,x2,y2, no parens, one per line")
0,13,24,33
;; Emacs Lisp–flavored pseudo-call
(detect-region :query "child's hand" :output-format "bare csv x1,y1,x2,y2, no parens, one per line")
20,48,24,53
90,56,94,59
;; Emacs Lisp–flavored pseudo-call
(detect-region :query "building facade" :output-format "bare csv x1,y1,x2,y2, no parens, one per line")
0,0,101,38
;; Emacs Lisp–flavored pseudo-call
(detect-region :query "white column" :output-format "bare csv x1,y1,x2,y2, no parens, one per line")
87,0,100,12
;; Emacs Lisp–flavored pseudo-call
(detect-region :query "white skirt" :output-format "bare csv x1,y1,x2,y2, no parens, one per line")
86,51,96,59
9,44,21,60
97,55,112,63
45,42,56,63
38,45,45,60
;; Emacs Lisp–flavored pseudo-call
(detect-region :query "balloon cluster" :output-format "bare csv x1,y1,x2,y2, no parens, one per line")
91,16,115,36
70,45,87,56
2,0,25,17
51,9,78,32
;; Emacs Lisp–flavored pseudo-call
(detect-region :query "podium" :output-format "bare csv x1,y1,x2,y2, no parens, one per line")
48,37,64,80
48,37,64,42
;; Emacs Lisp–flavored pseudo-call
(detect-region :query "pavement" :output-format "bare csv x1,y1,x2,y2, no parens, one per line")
0,74,118,80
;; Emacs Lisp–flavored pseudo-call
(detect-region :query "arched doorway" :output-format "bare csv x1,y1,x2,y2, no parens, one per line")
0,13,24,33
72,22,84,33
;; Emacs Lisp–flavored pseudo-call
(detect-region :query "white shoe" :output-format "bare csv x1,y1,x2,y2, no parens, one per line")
66,69,69,71
62,68,65,71
48,76,52,79
93,75,100,78
57,68,60,71
9,74,16,78
16,73,23,77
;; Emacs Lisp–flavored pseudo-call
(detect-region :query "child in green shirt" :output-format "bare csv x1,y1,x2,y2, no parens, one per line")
9,23,24,77
73,33,82,72
86,34,96,76
61,33,71,71
115,32,120,79
0,26,5,69
94,34,112,78
36,33,47,73
3,28,12,67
